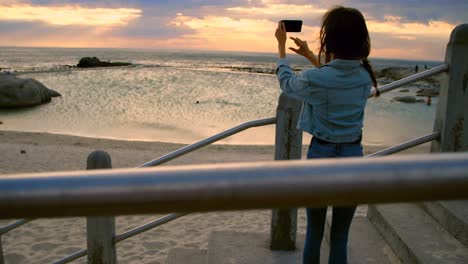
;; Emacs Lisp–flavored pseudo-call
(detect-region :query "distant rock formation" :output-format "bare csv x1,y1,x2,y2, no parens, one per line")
416,88,439,97
0,74,61,108
77,57,132,68
392,96,425,104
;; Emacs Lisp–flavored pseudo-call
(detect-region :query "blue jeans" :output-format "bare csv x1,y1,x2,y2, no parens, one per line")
303,137,363,264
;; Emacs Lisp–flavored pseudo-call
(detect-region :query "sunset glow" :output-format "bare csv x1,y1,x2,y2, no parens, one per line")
0,4,142,26
0,0,464,60
368,16,455,39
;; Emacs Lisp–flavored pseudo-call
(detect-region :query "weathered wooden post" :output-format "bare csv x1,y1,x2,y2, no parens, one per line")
431,24,468,153
270,93,303,250
0,236,4,264
426,24,468,247
86,151,116,264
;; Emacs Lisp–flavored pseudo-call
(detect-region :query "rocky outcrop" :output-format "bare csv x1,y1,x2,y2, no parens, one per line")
0,74,61,108
392,96,425,103
416,88,439,97
375,67,414,82
77,57,132,68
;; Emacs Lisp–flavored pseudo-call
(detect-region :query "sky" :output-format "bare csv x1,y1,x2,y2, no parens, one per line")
0,0,466,60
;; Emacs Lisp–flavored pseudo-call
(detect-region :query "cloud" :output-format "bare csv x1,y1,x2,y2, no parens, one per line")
227,2,326,16
370,31,447,61
0,3,142,26
0,0,463,60
307,0,467,24
368,16,455,39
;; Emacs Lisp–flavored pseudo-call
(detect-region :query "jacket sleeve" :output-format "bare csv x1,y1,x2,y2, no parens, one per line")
276,58,315,98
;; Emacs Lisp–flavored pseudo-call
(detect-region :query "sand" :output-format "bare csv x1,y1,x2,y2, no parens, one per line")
0,130,430,263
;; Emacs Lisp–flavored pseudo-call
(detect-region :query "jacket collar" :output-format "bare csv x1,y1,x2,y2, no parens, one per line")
326,59,362,69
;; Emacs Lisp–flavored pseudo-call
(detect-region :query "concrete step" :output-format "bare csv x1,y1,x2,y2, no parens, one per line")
368,204,468,264
206,231,329,264
325,216,401,264
422,201,468,248
167,248,207,264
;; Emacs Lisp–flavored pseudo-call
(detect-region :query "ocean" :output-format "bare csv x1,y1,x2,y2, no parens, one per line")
0,47,443,147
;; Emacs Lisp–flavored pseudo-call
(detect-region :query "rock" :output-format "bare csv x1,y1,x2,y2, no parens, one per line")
375,67,411,81
0,74,61,108
20,150,26,154
392,96,419,103
0,121,2,125
376,67,442,88
416,88,439,97
77,57,132,68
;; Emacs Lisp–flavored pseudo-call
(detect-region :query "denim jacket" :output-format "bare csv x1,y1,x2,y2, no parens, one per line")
276,58,372,143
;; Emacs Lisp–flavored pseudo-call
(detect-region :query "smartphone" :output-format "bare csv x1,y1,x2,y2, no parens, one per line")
281,20,303,32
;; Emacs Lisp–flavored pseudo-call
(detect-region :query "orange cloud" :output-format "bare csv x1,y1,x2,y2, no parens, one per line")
227,1,326,16
367,16,455,39
0,4,142,27
170,14,319,52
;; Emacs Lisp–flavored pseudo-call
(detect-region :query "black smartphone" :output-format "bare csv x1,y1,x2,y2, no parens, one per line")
281,20,302,32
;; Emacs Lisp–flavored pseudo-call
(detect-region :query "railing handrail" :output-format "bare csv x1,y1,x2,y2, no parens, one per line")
368,64,448,97
367,132,440,157
0,219,32,235
1,152,467,219
114,213,187,243
51,131,441,263
139,117,277,167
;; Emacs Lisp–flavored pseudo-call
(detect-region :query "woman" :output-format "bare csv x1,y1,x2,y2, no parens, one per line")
275,6,379,264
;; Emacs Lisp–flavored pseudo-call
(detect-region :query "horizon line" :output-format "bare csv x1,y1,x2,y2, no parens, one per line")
0,45,444,63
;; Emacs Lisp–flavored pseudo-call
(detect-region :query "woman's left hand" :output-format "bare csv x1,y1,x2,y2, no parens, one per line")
275,22,287,46
275,22,287,58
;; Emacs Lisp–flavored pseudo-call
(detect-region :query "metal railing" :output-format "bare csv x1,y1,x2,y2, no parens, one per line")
139,117,276,167
1,153,468,218
368,64,448,97
1,23,466,264
40,129,448,263
367,132,440,157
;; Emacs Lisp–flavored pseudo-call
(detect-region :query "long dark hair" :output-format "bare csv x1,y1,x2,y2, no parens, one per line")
319,6,380,96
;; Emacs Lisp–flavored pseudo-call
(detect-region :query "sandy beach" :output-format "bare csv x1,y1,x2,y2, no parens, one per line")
0,130,430,263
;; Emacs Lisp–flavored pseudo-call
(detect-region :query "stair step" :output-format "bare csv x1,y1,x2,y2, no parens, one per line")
325,216,400,264
167,248,207,264
368,204,468,264
206,231,329,264
422,201,468,248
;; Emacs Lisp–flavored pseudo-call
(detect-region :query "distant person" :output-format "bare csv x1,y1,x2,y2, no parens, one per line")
415,64,419,72
276,6,379,264
427,96,432,106
424,64,428,70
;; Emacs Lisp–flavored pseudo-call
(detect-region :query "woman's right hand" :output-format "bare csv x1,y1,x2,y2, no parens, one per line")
289,37,312,57
289,37,320,67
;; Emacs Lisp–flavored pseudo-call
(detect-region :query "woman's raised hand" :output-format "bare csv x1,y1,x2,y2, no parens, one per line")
275,22,287,58
289,37,312,57
289,37,320,67
275,22,287,46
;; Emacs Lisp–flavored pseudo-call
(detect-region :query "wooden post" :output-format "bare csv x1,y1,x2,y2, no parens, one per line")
0,236,4,264
270,93,303,250
432,24,468,153
86,151,116,264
